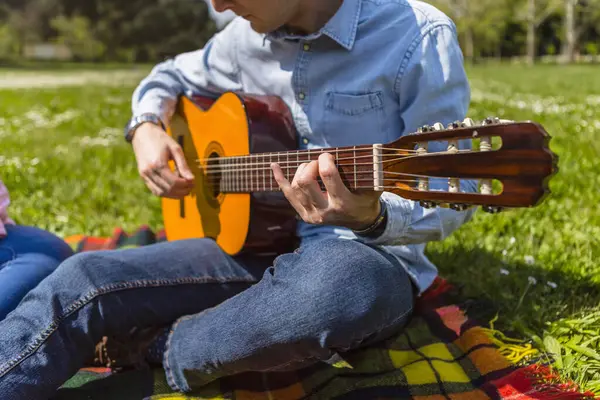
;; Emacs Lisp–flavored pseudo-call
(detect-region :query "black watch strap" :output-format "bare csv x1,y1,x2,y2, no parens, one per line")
352,199,388,239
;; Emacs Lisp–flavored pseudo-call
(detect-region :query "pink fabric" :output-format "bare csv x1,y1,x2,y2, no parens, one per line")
0,180,15,238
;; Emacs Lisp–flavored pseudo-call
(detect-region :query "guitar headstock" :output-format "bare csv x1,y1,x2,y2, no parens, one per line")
383,117,558,213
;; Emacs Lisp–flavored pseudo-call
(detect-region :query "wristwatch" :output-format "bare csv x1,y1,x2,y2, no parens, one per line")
124,113,166,143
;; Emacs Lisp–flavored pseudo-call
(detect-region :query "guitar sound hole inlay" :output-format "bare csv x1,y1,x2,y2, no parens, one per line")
207,152,222,199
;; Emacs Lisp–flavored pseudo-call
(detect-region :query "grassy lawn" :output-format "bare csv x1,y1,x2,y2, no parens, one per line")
1,64,598,393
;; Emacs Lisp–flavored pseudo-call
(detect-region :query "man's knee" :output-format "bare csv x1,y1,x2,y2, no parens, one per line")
300,239,396,290
52,251,116,289
295,239,412,340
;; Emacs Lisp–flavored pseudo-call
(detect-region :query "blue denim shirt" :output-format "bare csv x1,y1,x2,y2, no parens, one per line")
132,0,476,294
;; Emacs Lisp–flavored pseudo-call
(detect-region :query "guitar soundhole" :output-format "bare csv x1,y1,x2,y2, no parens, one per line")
206,152,221,199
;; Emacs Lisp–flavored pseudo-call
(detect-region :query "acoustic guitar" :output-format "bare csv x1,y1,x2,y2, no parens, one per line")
161,93,558,255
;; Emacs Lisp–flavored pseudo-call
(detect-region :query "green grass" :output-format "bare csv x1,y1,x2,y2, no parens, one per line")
0,64,598,393
0,83,161,236
432,63,600,392
0,60,154,71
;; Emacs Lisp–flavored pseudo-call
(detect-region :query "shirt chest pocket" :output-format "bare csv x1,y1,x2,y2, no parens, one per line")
323,91,386,147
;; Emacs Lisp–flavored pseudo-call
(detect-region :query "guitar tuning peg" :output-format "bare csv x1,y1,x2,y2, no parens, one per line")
419,124,432,133
483,116,500,125
450,203,470,211
482,206,503,214
433,122,444,130
448,120,461,129
419,200,437,209
461,118,475,127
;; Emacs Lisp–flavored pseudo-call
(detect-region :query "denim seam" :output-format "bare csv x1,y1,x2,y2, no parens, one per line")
0,275,256,377
164,311,217,392
164,314,191,391
260,304,415,372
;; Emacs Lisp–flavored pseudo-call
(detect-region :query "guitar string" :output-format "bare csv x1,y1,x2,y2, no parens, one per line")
204,175,475,189
204,171,467,183
206,177,420,185
193,147,423,163
197,152,395,169
197,149,473,173
205,171,446,184
193,140,487,163
205,171,485,192
203,171,443,185
215,185,491,193
204,178,471,188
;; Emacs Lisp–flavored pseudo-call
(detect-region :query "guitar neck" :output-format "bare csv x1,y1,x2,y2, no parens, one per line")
207,144,383,193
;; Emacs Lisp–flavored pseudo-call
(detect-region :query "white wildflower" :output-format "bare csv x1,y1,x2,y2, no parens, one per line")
546,281,558,289
502,249,508,257
52,110,81,125
98,127,121,138
78,136,115,147
509,237,516,245
500,268,510,275
25,108,50,127
524,255,535,265
0,156,23,168
587,95,600,105
528,276,537,285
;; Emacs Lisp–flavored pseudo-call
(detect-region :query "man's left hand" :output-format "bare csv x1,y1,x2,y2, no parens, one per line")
271,153,382,230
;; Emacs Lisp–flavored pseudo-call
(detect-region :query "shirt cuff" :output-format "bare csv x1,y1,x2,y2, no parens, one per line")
133,94,175,129
355,192,411,246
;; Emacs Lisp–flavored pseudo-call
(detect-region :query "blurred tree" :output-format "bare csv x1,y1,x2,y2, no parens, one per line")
0,0,217,62
0,23,20,60
51,16,105,61
60,0,216,62
561,0,600,62
513,0,562,64
429,0,512,62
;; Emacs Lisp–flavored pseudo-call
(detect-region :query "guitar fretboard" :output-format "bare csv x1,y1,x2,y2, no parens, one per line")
203,145,380,193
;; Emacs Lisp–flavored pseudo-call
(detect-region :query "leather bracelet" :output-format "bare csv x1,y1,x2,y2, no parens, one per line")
352,199,388,238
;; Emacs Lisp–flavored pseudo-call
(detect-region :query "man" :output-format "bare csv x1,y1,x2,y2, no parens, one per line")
0,0,476,397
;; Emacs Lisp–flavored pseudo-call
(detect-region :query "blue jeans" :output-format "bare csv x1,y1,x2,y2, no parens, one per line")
0,225,74,320
0,237,414,399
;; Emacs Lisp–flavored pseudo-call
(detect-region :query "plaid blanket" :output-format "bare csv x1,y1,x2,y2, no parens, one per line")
53,227,594,400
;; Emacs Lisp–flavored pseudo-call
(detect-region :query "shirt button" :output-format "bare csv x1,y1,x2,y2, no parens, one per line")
298,92,306,100
303,43,311,51
302,137,309,145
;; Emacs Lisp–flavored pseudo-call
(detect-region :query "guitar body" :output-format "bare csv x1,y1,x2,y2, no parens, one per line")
162,93,298,255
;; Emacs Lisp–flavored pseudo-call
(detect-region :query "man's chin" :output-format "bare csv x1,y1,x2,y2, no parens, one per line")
247,20,269,34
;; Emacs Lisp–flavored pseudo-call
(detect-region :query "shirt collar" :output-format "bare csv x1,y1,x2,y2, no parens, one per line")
266,0,361,51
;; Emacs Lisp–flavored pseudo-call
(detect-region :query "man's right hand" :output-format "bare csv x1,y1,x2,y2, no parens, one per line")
131,123,195,199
